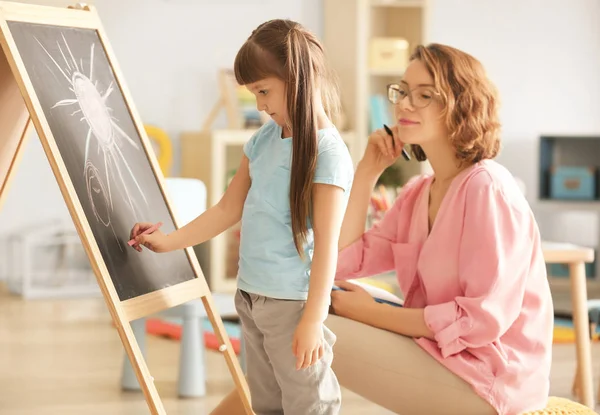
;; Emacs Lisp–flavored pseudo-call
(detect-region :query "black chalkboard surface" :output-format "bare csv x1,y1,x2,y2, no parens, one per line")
8,21,195,301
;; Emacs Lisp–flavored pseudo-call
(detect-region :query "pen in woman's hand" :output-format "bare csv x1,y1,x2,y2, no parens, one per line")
383,124,411,161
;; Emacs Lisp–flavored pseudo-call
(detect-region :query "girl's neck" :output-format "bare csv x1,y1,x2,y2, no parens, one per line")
316,107,333,130
281,107,332,138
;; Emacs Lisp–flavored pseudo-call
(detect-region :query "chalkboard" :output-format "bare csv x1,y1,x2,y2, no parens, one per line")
0,5,252,413
8,21,195,301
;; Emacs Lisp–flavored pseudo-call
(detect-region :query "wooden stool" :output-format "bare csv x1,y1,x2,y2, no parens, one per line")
521,396,596,414
572,299,600,403
543,242,596,407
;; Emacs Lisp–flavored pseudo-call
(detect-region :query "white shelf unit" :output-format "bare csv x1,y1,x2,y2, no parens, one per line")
324,0,432,184
535,135,600,279
181,128,356,293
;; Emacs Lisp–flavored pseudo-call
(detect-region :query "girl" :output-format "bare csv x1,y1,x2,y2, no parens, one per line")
211,44,554,415
130,19,354,415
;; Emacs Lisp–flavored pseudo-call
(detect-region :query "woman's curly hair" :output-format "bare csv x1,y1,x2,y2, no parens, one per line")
409,44,501,164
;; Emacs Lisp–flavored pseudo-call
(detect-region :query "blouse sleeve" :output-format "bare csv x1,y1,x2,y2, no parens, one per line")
335,176,421,281
423,172,534,358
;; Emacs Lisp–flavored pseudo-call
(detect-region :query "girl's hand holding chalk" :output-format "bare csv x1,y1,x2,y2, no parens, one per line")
129,221,170,253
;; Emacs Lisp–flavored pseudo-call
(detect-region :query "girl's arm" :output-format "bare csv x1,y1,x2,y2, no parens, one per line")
302,182,347,323
337,162,380,250
165,155,251,250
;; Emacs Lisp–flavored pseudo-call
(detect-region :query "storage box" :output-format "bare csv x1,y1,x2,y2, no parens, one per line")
550,166,597,200
369,37,409,71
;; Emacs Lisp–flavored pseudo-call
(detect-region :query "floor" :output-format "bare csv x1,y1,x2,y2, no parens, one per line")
1,284,600,415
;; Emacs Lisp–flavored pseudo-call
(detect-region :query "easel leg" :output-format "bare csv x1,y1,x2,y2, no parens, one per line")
202,294,253,414
121,317,146,391
0,43,31,212
115,316,167,415
0,117,30,212
239,333,247,374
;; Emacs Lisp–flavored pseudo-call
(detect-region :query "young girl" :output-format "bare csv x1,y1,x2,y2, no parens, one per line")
130,19,353,415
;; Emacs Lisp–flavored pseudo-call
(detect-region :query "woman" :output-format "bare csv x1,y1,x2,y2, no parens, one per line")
211,43,553,415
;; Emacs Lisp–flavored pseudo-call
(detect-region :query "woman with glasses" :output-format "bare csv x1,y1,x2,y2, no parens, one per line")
327,44,552,415
209,43,552,415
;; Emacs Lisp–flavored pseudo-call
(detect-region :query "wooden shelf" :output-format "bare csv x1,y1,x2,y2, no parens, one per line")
369,68,405,77
324,0,430,184
370,0,425,7
215,129,257,145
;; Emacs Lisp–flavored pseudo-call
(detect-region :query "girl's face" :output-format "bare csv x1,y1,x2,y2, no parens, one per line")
246,77,288,128
392,59,447,146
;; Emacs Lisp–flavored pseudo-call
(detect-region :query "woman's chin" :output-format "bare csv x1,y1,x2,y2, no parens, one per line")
399,135,421,146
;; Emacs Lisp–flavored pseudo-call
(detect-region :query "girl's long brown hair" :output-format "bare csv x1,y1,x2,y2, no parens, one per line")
234,19,340,257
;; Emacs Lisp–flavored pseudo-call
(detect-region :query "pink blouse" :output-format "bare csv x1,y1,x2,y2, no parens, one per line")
335,160,553,415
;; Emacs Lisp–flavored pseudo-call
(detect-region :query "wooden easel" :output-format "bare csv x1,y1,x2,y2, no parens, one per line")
201,69,243,131
0,2,252,414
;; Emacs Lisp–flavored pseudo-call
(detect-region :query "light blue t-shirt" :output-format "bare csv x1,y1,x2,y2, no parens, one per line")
237,120,354,300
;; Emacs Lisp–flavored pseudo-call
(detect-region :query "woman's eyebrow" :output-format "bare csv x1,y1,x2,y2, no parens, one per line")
400,80,435,88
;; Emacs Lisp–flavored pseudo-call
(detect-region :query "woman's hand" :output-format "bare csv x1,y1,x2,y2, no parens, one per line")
129,222,172,253
292,317,325,370
330,281,376,321
359,126,404,176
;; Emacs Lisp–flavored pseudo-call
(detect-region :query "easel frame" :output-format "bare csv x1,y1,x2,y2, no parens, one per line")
0,2,252,414
202,69,244,131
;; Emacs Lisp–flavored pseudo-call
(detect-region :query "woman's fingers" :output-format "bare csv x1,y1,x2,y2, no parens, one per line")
374,130,391,157
382,130,394,157
391,124,405,157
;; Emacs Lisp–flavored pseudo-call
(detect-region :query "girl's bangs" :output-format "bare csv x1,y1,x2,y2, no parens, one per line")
234,42,281,85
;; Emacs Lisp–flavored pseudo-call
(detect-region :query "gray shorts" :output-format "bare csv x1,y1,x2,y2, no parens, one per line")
235,289,341,415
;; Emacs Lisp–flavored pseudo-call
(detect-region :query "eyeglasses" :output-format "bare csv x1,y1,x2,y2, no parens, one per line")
387,83,439,109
